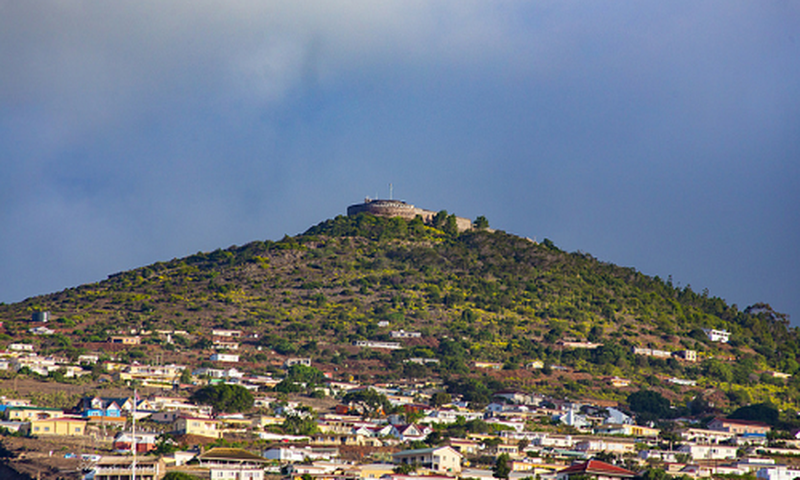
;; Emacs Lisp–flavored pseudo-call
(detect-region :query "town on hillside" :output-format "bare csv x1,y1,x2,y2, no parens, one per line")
0,317,798,480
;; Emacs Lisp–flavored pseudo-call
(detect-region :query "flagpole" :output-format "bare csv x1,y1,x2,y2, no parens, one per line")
132,389,137,480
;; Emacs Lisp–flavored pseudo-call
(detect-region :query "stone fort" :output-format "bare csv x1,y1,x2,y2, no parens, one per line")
347,198,474,232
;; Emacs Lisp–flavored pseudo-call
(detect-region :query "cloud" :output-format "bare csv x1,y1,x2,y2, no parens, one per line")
0,1,798,323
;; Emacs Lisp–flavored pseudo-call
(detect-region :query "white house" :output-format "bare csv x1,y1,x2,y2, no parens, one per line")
678,443,738,461
704,329,730,343
605,407,632,425
210,353,239,362
757,466,800,480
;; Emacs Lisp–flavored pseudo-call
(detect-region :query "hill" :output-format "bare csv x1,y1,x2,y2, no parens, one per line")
0,211,797,411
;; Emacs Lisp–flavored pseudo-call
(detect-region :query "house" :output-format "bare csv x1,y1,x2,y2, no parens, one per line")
677,443,738,461
607,377,631,388
357,463,397,479
109,335,141,345
419,408,483,424
8,343,34,352
11,354,62,375
556,409,590,430
78,354,100,364
392,424,434,442
197,447,269,480
447,438,480,455
595,423,659,439
757,466,800,480
113,431,160,454
404,358,440,365
193,367,244,380
556,460,636,480
679,427,735,444
115,364,186,386
210,353,240,362
0,421,28,434
667,377,697,387
285,358,312,368
632,347,672,359
29,326,55,335
263,446,338,463
473,361,503,370
638,450,681,463
213,339,240,350
493,389,540,406
212,329,242,338
604,407,632,425
309,433,383,447
74,396,129,418
708,418,772,436
352,340,402,350
172,415,221,438
559,341,602,349
392,446,463,474
484,443,521,458
574,438,637,455
0,397,32,409
93,456,166,480
675,350,697,362
704,329,730,343
30,417,88,436
5,406,63,421
390,330,422,338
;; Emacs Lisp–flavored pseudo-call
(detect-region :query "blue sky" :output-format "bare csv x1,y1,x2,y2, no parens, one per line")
1,1,799,324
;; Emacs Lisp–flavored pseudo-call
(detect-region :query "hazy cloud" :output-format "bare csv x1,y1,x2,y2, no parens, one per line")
1,1,798,322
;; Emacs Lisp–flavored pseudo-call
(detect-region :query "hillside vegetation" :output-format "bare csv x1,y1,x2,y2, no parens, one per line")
1,212,797,411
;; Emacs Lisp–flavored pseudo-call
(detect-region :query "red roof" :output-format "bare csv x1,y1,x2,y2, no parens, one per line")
558,460,635,478
712,417,771,427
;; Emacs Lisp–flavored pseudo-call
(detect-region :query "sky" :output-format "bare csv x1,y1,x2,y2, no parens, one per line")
1,1,799,324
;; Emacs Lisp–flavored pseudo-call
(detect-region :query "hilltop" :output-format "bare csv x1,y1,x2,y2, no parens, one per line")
0,210,797,411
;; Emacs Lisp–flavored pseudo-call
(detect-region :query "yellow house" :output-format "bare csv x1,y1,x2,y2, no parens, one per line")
6,406,63,421
30,417,88,436
356,463,396,479
623,424,660,438
172,415,221,438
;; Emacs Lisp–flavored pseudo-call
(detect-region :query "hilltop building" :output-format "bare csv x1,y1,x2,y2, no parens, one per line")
347,198,473,232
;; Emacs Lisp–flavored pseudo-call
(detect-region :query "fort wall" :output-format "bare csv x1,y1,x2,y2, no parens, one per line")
347,199,473,232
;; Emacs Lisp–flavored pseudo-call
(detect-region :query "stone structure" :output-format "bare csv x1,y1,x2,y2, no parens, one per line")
347,199,473,232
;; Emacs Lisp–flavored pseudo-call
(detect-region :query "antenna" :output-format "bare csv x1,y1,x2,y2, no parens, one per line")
389,183,393,200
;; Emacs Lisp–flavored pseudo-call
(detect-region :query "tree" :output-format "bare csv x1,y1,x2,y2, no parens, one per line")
627,390,671,423
394,463,417,474
729,403,779,427
179,368,192,385
163,473,203,480
430,392,452,408
444,214,459,236
190,384,254,413
342,388,393,417
474,216,490,230
639,469,671,480
151,434,179,456
493,453,511,480
283,413,318,436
